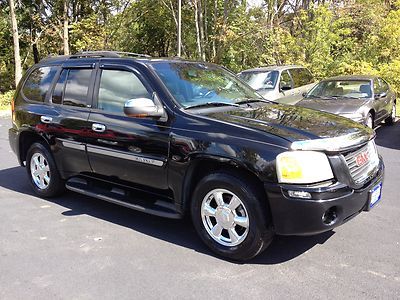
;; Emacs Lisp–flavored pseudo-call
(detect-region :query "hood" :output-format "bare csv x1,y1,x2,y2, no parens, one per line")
296,97,369,114
204,103,373,144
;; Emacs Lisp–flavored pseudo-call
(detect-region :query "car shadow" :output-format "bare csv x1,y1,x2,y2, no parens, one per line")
375,120,400,150
0,166,334,265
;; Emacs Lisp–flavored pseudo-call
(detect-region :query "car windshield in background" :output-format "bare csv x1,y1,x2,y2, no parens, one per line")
238,71,279,90
152,62,263,108
307,80,372,99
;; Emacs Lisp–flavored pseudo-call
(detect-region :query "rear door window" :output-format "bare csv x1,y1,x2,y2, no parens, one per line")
63,69,93,107
22,66,58,102
51,69,68,104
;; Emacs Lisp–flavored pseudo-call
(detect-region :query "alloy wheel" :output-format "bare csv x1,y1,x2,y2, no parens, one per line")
30,153,51,189
201,189,249,247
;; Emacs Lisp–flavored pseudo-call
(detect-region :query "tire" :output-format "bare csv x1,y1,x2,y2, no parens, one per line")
190,172,274,261
366,113,374,129
385,103,396,125
26,142,65,198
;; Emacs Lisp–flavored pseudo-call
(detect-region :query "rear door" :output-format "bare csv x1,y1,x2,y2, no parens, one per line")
47,64,96,177
86,63,170,191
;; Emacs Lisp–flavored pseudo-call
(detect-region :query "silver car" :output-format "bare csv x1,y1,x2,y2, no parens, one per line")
237,65,315,104
296,75,396,128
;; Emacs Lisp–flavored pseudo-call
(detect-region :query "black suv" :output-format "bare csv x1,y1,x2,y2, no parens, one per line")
9,51,384,261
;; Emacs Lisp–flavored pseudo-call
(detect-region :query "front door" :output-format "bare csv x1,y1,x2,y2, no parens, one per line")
86,64,170,191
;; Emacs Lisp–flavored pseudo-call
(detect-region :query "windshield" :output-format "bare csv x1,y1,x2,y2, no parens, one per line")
238,71,279,90
307,80,372,99
152,62,262,108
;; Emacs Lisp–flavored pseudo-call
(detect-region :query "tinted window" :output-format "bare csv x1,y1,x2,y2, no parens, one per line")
290,68,314,88
280,70,293,89
238,71,279,90
63,69,92,107
97,70,151,114
51,69,68,104
22,67,58,102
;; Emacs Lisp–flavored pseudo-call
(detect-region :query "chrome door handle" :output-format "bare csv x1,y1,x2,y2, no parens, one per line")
40,116,53,124
92,123,106,132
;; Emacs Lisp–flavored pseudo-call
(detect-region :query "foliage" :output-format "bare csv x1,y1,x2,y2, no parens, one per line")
2,0,400,95
0,90,14,109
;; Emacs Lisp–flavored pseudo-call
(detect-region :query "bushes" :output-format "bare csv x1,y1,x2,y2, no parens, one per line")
0,90,14,110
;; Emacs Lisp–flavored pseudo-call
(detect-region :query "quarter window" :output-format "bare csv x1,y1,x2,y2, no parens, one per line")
22,67,58,102
97,70,151,114
63,69,92,107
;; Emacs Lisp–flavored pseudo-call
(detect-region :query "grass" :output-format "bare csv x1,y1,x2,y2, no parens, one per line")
397,101,400,117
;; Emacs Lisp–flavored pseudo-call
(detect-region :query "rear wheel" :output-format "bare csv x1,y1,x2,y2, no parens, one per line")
190,172,274,261
385,103,396,125
26,142,65,197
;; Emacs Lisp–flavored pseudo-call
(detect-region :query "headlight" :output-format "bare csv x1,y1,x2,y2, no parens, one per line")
340,112,363,121
276,151,334,184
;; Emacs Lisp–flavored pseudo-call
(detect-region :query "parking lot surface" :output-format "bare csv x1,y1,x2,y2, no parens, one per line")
0,116,399,299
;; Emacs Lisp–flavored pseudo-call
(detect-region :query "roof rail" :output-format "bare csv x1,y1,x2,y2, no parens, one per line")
69,51,151,59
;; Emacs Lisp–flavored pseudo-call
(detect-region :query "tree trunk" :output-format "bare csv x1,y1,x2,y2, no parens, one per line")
8,0,22,87
63,0,70,55
193,0,202,60
198,0,206,61
212,0,217,60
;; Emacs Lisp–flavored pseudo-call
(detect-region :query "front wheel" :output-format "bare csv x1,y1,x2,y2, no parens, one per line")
190,172,274,261
366,113,374,129
385,103,396,125
26,142,65,198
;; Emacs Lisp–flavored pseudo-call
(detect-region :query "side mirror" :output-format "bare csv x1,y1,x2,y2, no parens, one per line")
375,92,387,99
280,85,292,92
302,92,308,97
124,98,165,119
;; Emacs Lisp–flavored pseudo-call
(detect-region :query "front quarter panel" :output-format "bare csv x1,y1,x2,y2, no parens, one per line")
167,112,289,208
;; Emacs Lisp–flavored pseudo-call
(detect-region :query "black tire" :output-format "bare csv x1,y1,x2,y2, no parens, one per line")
366,113,374,129
26,142,65,198
385,103,396,125
190,172,274,261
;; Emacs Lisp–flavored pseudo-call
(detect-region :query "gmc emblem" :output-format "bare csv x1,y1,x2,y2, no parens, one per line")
356,151,369,167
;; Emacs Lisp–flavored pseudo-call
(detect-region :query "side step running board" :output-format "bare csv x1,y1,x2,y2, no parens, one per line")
66,177,182,219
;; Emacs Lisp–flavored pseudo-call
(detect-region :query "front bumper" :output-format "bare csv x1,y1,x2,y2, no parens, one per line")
265,158,384,236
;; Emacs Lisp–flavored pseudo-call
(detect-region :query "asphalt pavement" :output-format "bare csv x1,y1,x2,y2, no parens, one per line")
0,115,399,299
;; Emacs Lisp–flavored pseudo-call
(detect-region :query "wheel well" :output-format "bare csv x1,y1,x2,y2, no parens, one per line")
182,159,267,213
369,109,375,120
19,131,49,165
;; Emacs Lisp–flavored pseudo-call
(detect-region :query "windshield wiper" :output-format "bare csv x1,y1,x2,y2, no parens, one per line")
184,101,240,110
235,98,275,105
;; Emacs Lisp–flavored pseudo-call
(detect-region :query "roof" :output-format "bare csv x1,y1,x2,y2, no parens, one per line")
239,65,307,73
322,75,377,81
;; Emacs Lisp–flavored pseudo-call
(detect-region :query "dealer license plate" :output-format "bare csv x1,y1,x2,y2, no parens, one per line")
369,182,382,209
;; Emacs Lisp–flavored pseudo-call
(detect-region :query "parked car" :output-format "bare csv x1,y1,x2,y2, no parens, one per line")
296,75,396,128
237,65,315,104
9,52,384,261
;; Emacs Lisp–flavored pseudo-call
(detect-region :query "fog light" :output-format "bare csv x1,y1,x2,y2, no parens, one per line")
322,207,338,225
288,190,312,199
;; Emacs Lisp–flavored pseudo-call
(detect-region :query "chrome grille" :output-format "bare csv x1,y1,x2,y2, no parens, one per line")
344,141,379,185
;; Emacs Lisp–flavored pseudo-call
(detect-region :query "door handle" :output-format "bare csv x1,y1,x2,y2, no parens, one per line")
40,116,53,124
92,123,106,133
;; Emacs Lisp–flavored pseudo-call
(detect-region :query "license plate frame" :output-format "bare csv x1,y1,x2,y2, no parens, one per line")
367,182,382,210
